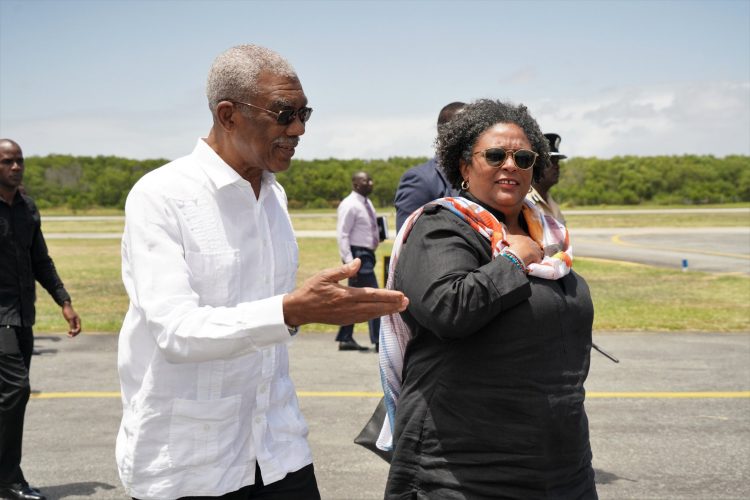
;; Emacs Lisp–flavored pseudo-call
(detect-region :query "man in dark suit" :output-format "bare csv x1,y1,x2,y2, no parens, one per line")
394,102,465,232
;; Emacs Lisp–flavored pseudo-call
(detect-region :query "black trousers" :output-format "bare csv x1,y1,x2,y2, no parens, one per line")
0,326,33,486
133,463,320,500
336,246,380,345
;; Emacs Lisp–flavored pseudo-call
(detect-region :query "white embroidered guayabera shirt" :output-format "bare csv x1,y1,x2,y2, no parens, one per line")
116,139,309,499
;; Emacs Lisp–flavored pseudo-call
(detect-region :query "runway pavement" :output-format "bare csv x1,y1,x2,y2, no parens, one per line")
571,226,750,275
20,331,750,499
43,209,750,275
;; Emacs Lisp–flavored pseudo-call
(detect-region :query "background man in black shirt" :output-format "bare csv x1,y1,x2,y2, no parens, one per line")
0,139,81,500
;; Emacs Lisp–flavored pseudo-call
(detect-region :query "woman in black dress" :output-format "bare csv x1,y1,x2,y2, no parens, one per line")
383,99,597,499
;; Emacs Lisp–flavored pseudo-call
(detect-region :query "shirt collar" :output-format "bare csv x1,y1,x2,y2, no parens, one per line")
1,189,24,207
192,138,272,191
527,186,547,206
352,191,369,203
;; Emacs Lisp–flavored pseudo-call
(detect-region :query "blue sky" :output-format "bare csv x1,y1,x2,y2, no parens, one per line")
1,0,748,160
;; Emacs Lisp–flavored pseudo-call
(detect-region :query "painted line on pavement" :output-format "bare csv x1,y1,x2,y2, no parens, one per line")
30,390,750,400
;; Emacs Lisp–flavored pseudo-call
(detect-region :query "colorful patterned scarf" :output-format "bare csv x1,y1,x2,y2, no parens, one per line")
376,196,573,452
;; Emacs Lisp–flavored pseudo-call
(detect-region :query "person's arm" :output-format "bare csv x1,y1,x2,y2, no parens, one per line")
395,210,532,340
282,258,407,327
394,167,434,232
123,186,296,363
123,186,408,363
336,199,355,263
61,301,81,337
29,212,81,337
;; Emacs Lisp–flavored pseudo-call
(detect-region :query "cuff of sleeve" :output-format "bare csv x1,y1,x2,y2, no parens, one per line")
233,294,290,344
53,289,72,307
488,257,532,309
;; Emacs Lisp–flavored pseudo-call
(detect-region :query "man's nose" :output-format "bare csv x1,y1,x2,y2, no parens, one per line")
286,117,306,136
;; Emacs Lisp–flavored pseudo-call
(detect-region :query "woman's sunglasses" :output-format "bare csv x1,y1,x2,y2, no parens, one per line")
230,100,313,126
473,147,538,170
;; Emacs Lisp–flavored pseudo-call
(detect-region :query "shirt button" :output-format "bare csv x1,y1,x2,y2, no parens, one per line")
255,416,262,424
203,424,210,431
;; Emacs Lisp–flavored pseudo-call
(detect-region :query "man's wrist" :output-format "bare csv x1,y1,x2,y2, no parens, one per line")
281,293,300,333
286,324,299,336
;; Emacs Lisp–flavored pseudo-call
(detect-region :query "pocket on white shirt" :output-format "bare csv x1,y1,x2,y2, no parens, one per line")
274,240,299,292
169,395,241,467
185,249,240,306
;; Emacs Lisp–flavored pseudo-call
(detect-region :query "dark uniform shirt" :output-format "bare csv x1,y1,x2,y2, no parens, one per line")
0,191,70,327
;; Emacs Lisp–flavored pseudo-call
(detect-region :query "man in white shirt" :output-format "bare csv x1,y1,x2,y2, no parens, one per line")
527,133,567,224
116,45,408,500
335,172,381,352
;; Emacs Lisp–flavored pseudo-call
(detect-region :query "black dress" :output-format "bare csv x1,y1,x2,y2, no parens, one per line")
385,201,597,500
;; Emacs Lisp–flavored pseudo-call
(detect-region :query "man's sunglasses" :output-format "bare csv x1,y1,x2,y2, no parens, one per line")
473,147,538,170
231,100,313,126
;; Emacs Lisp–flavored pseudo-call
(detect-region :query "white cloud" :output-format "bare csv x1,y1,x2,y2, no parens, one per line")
2,81,748,161
297,114,436,159
1,108,206,161
497,67,537,85
530,81,750,158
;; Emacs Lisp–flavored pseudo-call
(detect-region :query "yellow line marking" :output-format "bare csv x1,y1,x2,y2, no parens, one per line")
611,234,750,260
32,391,122,399
30,391,750,400
297,391,378,397
587,391,750,399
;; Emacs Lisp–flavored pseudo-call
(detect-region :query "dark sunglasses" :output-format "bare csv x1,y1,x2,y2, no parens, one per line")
473,147,538,170
231,100,313,126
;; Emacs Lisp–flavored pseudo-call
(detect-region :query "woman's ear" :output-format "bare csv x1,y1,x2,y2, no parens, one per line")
459,159,470,184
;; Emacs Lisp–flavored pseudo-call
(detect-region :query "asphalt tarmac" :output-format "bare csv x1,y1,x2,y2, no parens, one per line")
45,217,750,276
19,331,750,500
571,226,750,275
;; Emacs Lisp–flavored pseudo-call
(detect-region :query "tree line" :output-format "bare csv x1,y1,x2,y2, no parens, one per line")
21,154,749,210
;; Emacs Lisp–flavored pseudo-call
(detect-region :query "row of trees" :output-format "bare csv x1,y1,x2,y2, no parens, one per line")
21,154,749,210
554,155,749,206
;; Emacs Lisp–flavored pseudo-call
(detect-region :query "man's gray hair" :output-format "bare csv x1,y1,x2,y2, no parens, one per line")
206,45,298,113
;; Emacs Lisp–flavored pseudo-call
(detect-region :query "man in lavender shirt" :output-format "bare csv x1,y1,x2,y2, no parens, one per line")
336,172,382,351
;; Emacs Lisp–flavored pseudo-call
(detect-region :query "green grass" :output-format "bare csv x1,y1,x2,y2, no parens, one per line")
290,209,750,230
32,237,749,335
575,259,750,331
565,212,750,228
34,239,128,333
40,219,126,233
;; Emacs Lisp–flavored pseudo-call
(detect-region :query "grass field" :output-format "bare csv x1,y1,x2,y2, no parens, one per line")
39,208,750,235
33,232,750,335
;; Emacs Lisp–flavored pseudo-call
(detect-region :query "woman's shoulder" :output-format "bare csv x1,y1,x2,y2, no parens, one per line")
405,203,492,253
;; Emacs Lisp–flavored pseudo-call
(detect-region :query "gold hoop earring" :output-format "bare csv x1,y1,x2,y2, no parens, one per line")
461,179,469,190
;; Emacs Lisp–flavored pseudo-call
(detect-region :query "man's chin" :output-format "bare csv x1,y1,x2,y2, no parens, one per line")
267,158,293,173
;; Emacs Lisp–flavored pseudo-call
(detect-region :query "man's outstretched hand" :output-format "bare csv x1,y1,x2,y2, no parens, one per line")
282,258,408,327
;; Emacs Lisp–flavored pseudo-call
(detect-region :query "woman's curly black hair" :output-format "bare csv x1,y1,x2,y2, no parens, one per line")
436,99,550,187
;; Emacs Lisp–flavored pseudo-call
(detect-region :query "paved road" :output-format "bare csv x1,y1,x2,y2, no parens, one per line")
572,226,750,274
42,209,750,275
21,331,750,499
43,226,750,275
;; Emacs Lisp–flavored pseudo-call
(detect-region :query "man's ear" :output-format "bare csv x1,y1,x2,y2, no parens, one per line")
215,101,237,132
